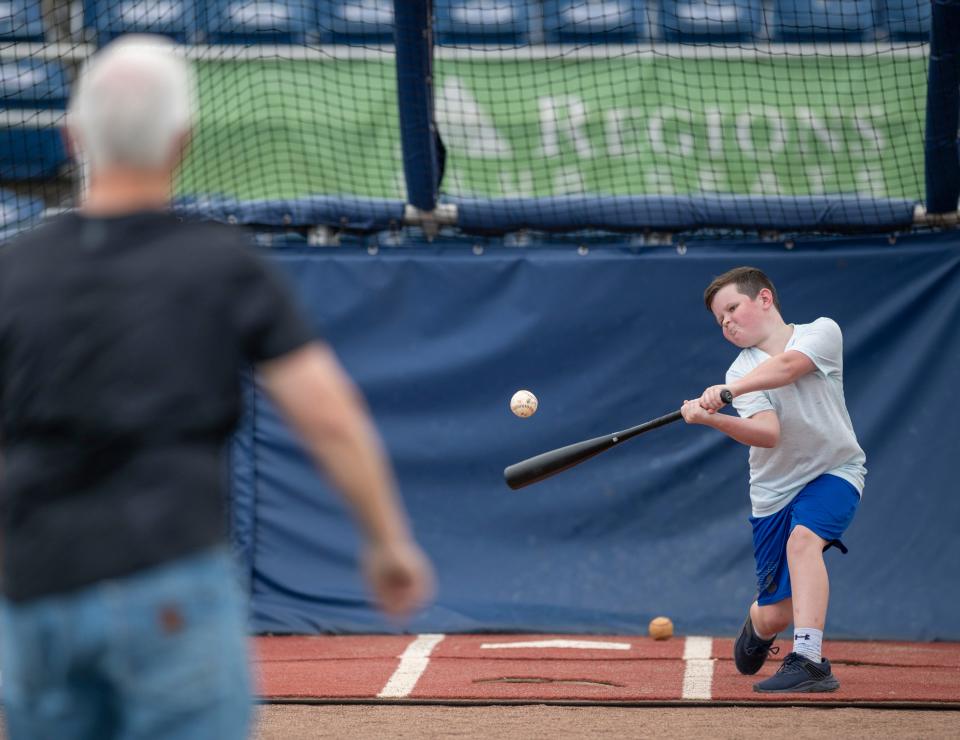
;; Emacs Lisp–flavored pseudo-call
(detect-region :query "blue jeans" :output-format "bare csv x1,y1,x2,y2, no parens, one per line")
0,547,252,740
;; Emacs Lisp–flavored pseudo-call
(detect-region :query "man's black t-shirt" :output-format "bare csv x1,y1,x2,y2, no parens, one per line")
0,211,313,601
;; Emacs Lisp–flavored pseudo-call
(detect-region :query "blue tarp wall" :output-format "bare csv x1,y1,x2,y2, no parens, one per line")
230,232,960,641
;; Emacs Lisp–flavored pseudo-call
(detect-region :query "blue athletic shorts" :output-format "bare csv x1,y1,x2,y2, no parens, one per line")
751,473,860,606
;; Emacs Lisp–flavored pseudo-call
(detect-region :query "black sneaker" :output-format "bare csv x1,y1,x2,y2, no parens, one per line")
753,652,840,693
733,613,779,675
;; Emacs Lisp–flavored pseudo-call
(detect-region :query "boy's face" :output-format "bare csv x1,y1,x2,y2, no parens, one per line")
710,283,772,348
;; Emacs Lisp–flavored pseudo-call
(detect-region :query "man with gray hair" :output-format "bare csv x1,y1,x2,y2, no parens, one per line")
0,36,434,738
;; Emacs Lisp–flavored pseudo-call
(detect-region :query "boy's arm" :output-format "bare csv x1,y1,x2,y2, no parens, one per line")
681,401,780,448
700,350,816,411
730,350,816,396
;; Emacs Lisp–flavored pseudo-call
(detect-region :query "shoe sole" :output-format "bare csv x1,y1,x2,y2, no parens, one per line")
753,677,840,694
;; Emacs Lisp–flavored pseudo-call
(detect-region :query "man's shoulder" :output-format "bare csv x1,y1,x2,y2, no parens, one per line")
1,213,258,283
141,217,260,271
3,212,247,251
166,216,251,248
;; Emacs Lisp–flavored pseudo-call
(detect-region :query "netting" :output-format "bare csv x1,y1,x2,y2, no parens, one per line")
0,0,934,237
427,0,929,230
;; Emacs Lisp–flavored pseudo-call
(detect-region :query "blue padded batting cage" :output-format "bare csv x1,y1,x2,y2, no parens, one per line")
233,235,960,642
3,0,959,639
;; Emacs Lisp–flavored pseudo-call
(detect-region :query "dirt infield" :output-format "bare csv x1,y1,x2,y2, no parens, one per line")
5,703,959,738
7,705,959,738
252,705,960,739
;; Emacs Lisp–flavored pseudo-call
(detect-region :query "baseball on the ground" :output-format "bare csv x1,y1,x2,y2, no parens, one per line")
510,390,538,418
649,616,674,640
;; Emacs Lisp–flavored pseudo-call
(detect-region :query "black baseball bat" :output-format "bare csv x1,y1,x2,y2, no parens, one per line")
504,389,733,490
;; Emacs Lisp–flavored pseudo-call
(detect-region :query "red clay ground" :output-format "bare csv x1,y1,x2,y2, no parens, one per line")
254,634,960,706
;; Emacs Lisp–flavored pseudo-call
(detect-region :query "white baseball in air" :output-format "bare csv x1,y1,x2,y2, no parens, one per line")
510,390,538,418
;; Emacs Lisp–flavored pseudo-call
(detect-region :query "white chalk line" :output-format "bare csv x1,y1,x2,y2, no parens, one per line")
681,635,715,700
481,639,631,651
377,633,445,698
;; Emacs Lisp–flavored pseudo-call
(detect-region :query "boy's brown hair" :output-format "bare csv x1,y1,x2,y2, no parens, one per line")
703,267,781,314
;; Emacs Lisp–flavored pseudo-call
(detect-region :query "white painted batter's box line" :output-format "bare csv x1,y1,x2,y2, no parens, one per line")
480,639,633,651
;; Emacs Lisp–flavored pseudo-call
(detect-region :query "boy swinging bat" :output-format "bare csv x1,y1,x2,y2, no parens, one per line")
683,266,866,693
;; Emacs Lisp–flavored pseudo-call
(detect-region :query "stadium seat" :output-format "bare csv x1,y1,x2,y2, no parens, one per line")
0,124,66,179
86,0,196,45
318,0,395,44
0,60,68,180
772,0,876,41
0,60,68,109
435,0,531,45
881,0,930,40
660,0,762,42
543,1,648,43
205,0,313,44
0,0,44,41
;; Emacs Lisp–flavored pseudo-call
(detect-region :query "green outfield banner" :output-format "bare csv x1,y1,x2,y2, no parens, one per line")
180,56,926,202
180,59,403,200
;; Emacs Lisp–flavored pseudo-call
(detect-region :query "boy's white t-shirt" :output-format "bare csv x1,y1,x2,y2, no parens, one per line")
726,317,866,517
